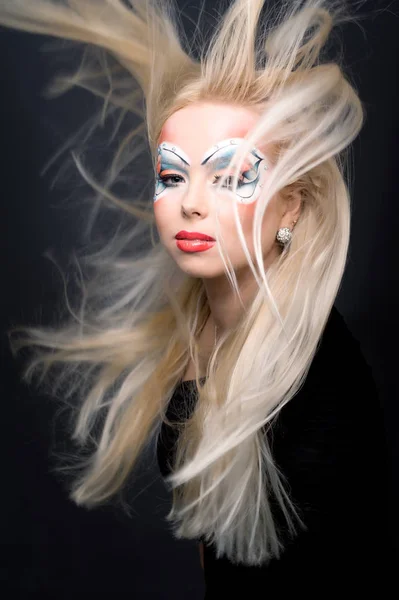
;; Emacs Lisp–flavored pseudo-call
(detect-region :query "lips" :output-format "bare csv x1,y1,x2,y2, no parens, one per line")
175,230,215,241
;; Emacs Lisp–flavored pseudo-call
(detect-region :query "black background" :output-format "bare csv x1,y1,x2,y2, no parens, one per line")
1,1,398,597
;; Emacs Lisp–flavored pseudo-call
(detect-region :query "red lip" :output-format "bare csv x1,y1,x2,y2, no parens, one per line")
175,230,215,241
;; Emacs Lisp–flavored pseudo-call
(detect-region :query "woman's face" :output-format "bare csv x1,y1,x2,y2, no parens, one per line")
153,101,285,280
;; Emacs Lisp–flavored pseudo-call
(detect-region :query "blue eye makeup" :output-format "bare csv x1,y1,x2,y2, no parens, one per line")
212,153,263,198
154,144,189,197
154,138,268,204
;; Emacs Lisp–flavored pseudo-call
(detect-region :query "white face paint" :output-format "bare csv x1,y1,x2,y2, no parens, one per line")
154,137,268,205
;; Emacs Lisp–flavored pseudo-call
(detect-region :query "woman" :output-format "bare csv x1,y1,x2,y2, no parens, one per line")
2,0,392,595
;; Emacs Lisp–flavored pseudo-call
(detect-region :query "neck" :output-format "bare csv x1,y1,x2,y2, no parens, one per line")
202,269,259,335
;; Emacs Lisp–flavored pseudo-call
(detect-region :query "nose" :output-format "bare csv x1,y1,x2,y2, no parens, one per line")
181,178,210,218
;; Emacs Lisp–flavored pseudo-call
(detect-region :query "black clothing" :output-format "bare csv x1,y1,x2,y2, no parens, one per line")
156,306,394,596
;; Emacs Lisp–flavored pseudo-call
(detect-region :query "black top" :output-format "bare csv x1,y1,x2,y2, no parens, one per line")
156,306,394,595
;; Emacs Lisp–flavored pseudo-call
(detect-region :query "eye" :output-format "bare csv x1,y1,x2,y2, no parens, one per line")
213,174,245,189
158,174,185,187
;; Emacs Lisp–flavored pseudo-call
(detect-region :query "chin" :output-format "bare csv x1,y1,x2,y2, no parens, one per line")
176,262,224,280
179,268,216,279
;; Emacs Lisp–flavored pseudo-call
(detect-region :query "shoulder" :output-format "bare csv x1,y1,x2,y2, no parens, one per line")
267,307,390,561
312,304,366,368
270,304,382,468
299,304,378,404
272,304,383,475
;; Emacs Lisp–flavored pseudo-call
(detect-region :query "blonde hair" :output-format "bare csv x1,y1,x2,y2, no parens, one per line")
3,0,365,565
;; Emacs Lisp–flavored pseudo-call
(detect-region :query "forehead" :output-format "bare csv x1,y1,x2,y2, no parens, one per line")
157,102,261,163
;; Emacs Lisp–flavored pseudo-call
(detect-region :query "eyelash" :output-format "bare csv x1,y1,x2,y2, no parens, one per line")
159,173,245,188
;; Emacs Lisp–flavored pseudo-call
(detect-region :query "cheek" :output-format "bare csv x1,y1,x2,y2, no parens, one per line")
235,201,257,234
236,200,279,250
153,196,173,235
215,199,256,235
218,202,257,252
238,201,256,219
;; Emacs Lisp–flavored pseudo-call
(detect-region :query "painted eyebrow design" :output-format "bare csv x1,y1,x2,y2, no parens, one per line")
157,138,265,170
157,143,191,167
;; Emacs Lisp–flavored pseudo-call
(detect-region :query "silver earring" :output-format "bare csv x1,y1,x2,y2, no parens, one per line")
276,220,297,246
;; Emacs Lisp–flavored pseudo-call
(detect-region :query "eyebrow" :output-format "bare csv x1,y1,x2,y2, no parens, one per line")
201,149,238,171
160,154,189,171
158,141,253,171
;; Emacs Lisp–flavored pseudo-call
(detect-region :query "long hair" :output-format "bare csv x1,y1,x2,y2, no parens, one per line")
2,0,364,565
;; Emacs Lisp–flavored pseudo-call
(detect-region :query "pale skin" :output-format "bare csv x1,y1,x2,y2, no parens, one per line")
154,101,302,372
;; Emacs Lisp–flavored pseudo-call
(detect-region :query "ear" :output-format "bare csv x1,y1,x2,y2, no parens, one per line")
280,188,302,228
